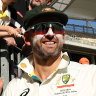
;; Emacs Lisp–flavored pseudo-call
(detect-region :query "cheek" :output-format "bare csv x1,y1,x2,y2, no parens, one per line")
56,34,64,44
32,35,44,46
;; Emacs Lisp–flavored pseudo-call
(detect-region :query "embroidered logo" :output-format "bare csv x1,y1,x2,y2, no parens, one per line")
20,88,30,96
20,63,27,68
42,8,55,12
62,74,70,84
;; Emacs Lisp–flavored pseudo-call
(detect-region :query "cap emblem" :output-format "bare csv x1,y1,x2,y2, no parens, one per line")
42,8,56,12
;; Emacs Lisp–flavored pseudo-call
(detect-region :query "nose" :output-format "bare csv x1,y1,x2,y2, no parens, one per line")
46,26,54,35
45,27,54,40
45,34,54,40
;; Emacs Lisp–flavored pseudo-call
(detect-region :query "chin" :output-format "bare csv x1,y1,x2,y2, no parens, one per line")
43,50,61,57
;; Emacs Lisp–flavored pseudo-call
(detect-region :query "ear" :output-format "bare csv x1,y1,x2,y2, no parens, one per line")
23,32,32,46
28,4,32,10
46,0,52,5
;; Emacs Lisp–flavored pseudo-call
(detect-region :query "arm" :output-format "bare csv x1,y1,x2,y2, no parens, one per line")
0,25,22,37
0,25,22,46
3,37,17,46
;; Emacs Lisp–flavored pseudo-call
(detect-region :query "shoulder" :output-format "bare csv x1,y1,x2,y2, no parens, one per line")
68,61,96,75
4,78,21,90
4,73,31,89
3,74,30,95
69,61,96,70
68,61,96,85
5,73,30,88
3,78,21,95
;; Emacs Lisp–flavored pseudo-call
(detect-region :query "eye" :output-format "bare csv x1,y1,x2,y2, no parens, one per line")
34,24,42,32
41,24,46,30
52,26,55,32
41,24,49,33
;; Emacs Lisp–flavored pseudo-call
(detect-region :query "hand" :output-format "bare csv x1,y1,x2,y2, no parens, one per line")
3,37,17,46
15,28,22,34
0,77,3,94
7,26,22,37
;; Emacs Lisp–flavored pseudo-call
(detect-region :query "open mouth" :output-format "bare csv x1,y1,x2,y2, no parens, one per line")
45,42,55,44
42,40,57,48
42,41,57,44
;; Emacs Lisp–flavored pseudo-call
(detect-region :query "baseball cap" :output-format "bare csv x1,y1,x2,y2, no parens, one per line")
23,5,68,31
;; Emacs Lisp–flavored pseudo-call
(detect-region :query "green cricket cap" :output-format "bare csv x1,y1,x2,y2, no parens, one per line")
24,5,68,31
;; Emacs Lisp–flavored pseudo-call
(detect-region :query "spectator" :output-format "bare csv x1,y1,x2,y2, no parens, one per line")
3,5,96,96
0,0,22,95
29,0,53,10
9,0,53,32
79,57,90,64
0,0,22,46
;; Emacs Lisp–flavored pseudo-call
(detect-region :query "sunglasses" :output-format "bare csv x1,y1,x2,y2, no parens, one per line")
29,22,65,35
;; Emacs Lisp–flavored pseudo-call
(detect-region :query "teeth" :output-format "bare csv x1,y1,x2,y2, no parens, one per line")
45,42,55,44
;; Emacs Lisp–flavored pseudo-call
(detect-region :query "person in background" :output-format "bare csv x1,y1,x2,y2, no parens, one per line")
79,57,90,64
0,0,22,95
9,0,53,32
0,0,22,46
29,0,53,10
3,5,96,96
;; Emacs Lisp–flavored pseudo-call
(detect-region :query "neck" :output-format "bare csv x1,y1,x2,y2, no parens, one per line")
33,53,62,82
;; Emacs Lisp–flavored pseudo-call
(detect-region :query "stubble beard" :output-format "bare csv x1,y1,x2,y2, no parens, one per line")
32,35,64,58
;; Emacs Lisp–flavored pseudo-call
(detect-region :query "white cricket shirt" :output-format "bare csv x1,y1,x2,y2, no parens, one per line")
3,52,96,96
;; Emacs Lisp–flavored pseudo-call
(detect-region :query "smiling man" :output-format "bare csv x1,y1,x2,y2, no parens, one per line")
3,5,96,96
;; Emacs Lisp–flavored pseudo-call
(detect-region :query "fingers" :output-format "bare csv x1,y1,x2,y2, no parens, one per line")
4,37,17,46
18,34,23,38
16,28,22,33
8,27,22,37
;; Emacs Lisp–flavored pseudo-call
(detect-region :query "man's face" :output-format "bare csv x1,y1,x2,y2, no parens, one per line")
32,0,49,6
29,23,65,58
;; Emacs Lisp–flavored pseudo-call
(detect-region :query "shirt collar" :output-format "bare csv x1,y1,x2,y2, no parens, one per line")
57,52,70,70
18,52,70,84
18,52,69,74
